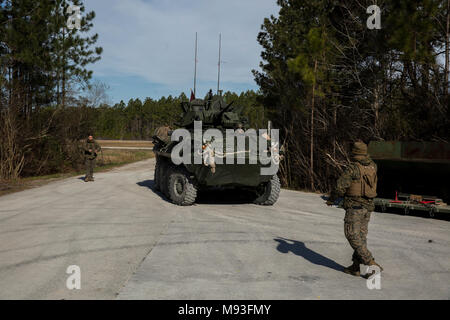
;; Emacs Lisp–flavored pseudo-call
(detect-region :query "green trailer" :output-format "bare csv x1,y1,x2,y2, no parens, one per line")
368,141,450,217
368,141,450,206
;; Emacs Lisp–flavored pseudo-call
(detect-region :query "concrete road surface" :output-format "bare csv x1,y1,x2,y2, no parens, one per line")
0,159,449,299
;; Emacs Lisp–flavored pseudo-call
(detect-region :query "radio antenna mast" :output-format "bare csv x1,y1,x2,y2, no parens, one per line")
194,32,198,97
217,33,222,95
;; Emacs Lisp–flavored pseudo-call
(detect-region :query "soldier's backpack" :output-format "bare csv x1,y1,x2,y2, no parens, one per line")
153,126,171,144
347,162,377,198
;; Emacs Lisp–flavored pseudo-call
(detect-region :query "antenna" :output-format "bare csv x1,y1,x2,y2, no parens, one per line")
194,32,198,97
217,33,221,95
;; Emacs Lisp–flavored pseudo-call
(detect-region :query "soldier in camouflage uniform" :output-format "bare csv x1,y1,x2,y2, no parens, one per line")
328,141,383,276
84,136,101,182
152,125,172,192
153,125,172,145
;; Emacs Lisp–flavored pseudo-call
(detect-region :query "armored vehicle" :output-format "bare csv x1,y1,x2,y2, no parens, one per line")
152,90,281,206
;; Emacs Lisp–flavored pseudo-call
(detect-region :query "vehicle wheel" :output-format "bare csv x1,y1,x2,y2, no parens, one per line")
254,174,280,206
154,158,161,191
429,207,436,218
168,167,198,206
404,206,409,215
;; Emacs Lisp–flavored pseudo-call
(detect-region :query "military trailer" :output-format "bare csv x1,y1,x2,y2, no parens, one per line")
369,141,450,217
374,193,450,217
152,91,281,206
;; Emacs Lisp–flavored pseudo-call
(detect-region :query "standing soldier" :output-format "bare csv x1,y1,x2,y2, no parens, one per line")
152,125,172,192
328,141,383,276
153,124,172,145
84,135,101,182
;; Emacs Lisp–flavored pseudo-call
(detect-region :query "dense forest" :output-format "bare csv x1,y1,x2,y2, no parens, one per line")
90,90,266,140
0,0,103,178
1,0,449,195
254,0,450,191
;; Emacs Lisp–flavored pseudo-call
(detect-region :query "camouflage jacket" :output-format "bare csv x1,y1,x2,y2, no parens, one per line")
84,140,101,160
332,157,377,211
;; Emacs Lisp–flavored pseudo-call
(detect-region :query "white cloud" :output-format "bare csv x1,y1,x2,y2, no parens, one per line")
86,0,278,91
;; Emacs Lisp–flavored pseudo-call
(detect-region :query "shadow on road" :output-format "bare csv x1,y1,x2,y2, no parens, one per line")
136,180,257,205
137,180,167,201
196,189,256,205
137,180,155,189
274,237,344,272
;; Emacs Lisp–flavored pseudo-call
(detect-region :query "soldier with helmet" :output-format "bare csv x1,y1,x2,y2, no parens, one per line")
84,135,101,182
328,141,383,276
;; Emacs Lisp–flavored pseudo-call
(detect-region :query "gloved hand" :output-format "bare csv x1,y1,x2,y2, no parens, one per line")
326,200,334,206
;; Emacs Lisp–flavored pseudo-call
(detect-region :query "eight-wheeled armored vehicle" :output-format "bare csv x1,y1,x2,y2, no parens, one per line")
152,90,281,206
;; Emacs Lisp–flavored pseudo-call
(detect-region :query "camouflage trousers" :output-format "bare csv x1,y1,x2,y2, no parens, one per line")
344,207,374,265
85,159,96,179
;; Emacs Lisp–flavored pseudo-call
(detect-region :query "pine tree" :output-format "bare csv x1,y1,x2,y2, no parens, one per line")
51,0,102,108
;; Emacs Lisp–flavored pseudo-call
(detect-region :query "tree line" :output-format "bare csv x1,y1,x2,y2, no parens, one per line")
89,90,266,140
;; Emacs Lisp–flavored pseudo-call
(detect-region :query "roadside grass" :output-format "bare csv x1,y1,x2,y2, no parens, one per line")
98,149,154,165
97,140,153,148
0,149,154,197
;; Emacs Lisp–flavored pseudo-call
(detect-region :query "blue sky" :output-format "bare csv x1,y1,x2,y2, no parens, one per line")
84,0,280,104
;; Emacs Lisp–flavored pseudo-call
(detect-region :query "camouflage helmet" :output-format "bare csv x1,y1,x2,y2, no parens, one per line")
352,141,368,156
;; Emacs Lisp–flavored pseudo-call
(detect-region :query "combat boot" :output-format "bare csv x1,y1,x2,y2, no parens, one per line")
343,262,360,276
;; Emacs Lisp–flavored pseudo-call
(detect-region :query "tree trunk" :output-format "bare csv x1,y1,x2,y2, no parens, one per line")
333,106,337,158
445,0,450,97
62,26,66,108
310,59,317,191
374,83,380,130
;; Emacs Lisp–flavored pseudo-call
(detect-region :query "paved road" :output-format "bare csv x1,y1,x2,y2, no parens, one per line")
0,159,449,299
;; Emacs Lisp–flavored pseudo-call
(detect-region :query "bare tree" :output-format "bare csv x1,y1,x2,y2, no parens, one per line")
446,0,450,97
0,108,25,180
82,80,111,107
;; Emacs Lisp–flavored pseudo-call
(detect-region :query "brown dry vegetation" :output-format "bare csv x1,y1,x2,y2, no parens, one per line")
97,149,154,166
97,140,154,148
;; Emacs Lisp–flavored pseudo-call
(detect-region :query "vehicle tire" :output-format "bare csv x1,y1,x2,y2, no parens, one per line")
168,167,198,206
254,174,280,206
154,158,161,191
